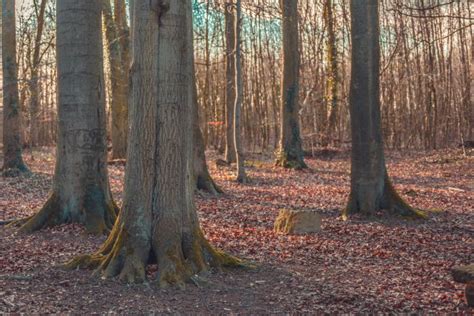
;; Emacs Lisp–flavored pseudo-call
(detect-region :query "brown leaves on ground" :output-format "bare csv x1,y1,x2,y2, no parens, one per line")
0,148,472,313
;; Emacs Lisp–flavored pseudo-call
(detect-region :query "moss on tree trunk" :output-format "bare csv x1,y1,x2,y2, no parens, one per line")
344,1,425,220
66,0,243,285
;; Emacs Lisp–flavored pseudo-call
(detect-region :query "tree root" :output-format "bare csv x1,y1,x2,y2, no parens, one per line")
197,173,223,195
343,175,428,220
65,224,250,286
18,192,118,234
275,151,307,170
2,216,33,227
383,178,428,219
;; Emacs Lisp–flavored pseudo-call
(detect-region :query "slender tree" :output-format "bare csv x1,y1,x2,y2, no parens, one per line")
67,0,241,285
193,68,223,194
224,1,236,164
322,0,338,147
18,0,118,233
102,0,129,159
344,0,425,219
28,0,47,147
234,0,248,183
276,0,307,169
2,0,29,174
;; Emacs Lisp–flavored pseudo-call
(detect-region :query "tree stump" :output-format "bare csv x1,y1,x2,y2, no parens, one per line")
451,264,474,307
274,209,321,235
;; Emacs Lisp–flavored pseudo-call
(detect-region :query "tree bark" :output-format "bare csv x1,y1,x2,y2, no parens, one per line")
28,0,47,147
103,0,129,159
66,0,241,285
224,1,236,163
344,0,425,219
234,0,248,183
193,66,222,195
322,0,338,147
19,0,118,234
1,0,29,174
276,0,306,170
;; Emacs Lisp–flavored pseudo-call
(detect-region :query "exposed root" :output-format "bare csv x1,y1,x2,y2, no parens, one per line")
18,193,62,234
343,176,428,220
197,173,224,195
3,216,33,227
66,224,249,286
18,191,118,235
275,151,307,170
383,178,428,219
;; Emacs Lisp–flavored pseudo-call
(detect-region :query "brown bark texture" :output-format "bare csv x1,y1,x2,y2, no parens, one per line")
66,0,242,285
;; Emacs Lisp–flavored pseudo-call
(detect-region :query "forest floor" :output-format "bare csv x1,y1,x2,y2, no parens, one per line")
0,147,473,314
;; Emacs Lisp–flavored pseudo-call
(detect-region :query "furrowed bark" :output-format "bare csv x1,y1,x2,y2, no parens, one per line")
67,0,242,285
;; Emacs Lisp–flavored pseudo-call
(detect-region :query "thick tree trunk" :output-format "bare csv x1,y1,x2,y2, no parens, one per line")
276,0,306,170
234,0,248,183
224,1,236,164
1,0,29,174
19,0,118,234
67,0,241,285
344,0,424,219
103,0,129,159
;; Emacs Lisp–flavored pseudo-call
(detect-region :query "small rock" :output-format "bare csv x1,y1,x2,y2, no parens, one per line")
274,209,322,235
451,264,474,284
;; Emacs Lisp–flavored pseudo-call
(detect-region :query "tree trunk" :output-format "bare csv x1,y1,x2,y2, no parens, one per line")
224,1,236,163
193,69,223,195
276,0,306,170
1,0,29,174
28,0,47,147
234,0,248,183
322,0,338,147
67,0,241,285
19,0,118,234
344,0,424,219
103,0,129,159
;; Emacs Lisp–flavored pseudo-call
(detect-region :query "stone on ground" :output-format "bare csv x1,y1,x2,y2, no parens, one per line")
274,209,322,235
